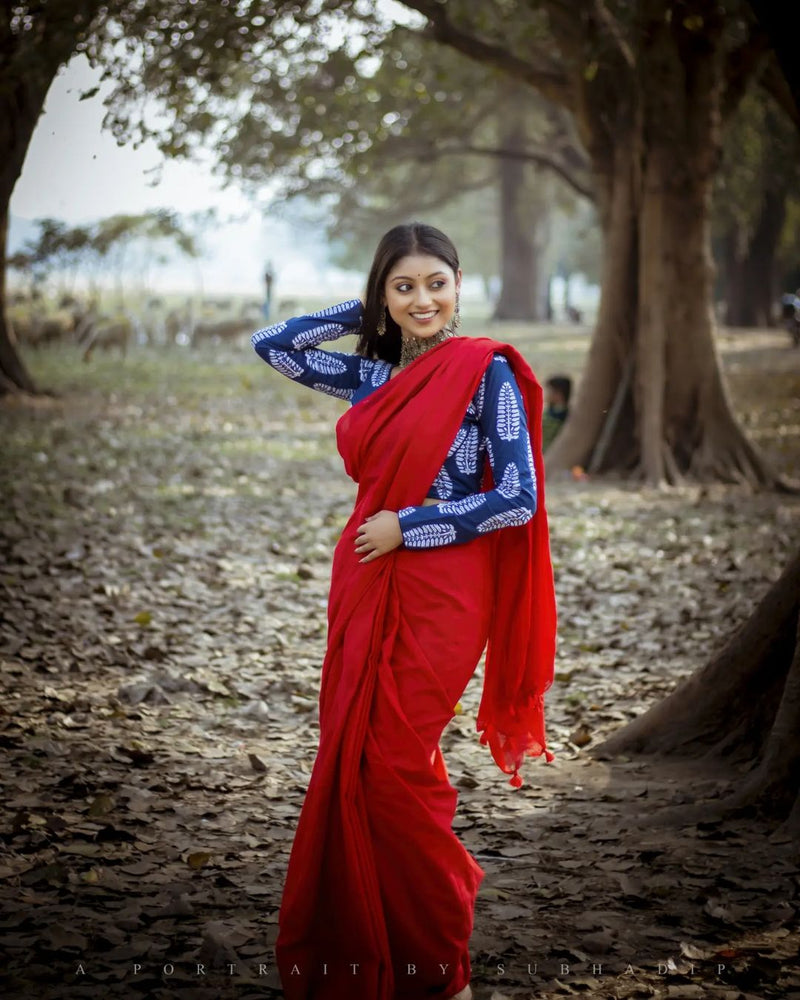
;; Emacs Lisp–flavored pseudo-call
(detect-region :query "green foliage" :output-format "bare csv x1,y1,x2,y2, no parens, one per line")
5,0,776,303
713,85,800,291
8,209,202,289
92,209,201,261
88,1,382,165
91,2,589,278
5,0,591,292
714,89,800,242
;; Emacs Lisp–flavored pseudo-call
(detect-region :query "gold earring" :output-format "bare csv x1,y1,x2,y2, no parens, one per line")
377,307,387,336
451,292,461,331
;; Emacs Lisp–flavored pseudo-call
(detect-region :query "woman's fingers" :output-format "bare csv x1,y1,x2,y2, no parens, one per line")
356,534,379,561
355,511,400,563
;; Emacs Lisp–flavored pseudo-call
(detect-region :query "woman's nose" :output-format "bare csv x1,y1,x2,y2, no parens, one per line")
413,286,433,306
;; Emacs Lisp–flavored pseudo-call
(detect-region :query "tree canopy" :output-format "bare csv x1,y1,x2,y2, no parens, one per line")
2,0,799,432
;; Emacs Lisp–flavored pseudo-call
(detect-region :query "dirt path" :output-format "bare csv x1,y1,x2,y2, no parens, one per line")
463,753,799,999
1,331,799,999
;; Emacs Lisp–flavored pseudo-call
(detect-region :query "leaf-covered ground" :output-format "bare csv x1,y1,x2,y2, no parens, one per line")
1,318,799,1000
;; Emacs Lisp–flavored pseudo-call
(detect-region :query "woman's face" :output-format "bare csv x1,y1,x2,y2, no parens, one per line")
383,253,461,340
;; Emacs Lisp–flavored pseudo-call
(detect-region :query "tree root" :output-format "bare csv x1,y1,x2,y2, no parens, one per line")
596,549,800,829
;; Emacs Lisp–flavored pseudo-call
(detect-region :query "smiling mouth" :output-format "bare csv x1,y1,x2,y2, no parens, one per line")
411,311,438,320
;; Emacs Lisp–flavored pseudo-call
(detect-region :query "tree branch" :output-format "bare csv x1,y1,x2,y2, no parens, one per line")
364,126,594,202
353,174,494,219
398,0,574,110
431,142,594,201
590,0,635,69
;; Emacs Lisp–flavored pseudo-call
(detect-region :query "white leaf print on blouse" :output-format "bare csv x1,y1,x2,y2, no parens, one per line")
466,372,487,419
312,383,352,400
268,349,304,379
292,322,340,348
316,300,358,318
526,430,538,491
439,494,487,515
496,382,521,441
403,523,457,548
447,425,467,458
371,361,392,386
484,435,494,468
252,322,286,347
497,462,521,499
306,351,348,375
455,424,479,474
476,508,532,532
432,466,453,498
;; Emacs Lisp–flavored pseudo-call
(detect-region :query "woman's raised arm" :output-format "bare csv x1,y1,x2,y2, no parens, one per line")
251,299,365,401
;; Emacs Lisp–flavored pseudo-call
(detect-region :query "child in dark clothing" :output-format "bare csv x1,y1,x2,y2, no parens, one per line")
542,374,572,451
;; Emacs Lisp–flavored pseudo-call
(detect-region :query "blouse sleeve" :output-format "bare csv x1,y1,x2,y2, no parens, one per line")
397,355,537,549
251,299,366,401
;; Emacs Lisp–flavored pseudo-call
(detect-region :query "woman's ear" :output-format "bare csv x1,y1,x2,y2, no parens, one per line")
456,267,463,291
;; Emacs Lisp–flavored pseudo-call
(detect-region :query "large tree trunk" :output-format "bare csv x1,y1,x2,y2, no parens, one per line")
0,58,47,395
492,104,541,321
544,3,785,486
723,187,787,328
544,142,638,473
0,0,107,394
0,208,35,393
597,548,800,827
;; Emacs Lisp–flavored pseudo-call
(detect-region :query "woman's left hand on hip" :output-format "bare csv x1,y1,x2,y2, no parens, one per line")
355,510,403,563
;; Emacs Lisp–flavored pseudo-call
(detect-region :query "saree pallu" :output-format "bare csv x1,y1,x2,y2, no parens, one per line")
275,337,556,1000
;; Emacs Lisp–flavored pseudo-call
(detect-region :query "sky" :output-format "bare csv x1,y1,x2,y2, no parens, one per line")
9,56,360,298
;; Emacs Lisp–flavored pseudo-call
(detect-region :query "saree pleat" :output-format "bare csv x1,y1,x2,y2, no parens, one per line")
275,337,555,999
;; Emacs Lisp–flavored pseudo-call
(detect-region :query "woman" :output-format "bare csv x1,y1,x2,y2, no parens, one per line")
252,223,557,1000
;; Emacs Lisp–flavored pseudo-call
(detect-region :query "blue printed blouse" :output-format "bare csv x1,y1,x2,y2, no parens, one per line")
251,299,537,549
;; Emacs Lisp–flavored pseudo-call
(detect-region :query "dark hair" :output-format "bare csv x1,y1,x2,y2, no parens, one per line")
356,222,460,363
546,375,572,404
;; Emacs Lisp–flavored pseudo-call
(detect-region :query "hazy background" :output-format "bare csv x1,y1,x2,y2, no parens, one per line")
8,53,598,311
8,56,364,300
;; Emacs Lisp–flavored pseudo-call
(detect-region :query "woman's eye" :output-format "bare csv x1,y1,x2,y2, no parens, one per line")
431,281,446,289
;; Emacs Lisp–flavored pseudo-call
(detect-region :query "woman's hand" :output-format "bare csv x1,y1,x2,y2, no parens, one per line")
355,510,403,563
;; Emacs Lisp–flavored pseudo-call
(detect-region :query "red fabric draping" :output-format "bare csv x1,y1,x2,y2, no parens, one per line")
274,336,556,999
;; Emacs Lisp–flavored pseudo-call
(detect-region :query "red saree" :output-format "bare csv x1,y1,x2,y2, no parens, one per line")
275,336,556,999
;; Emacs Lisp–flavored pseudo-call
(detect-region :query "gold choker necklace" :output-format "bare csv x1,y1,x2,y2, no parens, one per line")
399,329,453,368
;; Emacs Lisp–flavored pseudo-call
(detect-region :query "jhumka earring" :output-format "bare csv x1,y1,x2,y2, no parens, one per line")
377,307,387,336
450,292,462,332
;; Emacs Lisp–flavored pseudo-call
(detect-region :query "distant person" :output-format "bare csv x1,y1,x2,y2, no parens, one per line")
263,262,275,320
780,289,800,347
780,289,800,318
250,221,556,1000
542,374,572,451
